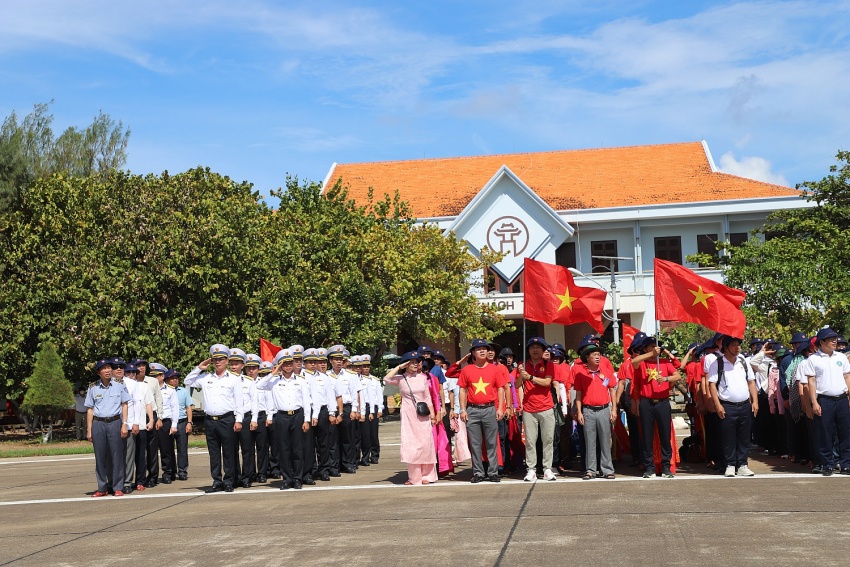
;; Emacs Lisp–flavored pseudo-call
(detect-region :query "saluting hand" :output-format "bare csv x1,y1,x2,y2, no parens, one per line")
198,358,212,371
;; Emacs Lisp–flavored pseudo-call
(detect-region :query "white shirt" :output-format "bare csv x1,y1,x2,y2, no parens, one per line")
707,353,755,403
184,368,244,421
256,373,312,423
305,370,338,416
142,376,164,416
238,376,259,424
368,376,383,414
329,368,362,412
801,350,850,396
160,384,179,423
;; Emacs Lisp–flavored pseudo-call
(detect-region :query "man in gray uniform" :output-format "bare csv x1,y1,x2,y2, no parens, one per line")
86,359,131,497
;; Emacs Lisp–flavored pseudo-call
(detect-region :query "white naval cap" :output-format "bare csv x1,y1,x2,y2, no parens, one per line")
228,348,247,363
210,344,230,359
245,353,261,367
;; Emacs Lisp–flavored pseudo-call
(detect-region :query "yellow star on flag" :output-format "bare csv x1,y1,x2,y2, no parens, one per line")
689,285,715,310
472,377,490,395
555,288,576,311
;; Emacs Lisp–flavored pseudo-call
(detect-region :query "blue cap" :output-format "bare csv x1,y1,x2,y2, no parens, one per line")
469,338,489,352
526,336,549,349
432,349,446,361
125,363,138,373
129,357,148,366
790,332,808,344
721,336,743,349
110,357,126,368
816,328,841,342
749,337,765,347
94,359,113,372
576,336,597,353
400,351,424,364
210,344,230,359
164,369,181,380
687,342,699,353
795,340,811,355
628,332,647,354
416,345,434,355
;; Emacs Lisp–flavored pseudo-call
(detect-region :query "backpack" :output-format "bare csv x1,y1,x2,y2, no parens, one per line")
713,352,751,387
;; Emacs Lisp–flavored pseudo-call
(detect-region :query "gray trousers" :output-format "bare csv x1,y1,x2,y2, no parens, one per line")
523,408,555,470
124,432,136,488
92,419,125,492
582,404,614,475
466,406,499,478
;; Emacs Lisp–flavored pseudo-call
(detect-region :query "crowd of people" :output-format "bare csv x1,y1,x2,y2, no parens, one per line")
82,326,850,495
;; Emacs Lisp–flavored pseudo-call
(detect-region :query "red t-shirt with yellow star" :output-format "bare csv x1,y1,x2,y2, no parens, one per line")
458,362,507,405
634,360,678,399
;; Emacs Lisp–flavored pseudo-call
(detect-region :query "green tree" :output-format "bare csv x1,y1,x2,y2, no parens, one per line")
714,150,850,337
0,102,130,213
20,342,74,442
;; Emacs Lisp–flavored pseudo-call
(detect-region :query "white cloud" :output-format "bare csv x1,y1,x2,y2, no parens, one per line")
718,152,790,186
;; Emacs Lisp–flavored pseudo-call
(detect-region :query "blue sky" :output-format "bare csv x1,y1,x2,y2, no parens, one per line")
1,0,848,199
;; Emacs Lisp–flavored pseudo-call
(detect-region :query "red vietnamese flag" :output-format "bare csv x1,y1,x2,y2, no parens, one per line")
260,338,282,363
654,258,747,337
621,323,640,361
523,258,608,332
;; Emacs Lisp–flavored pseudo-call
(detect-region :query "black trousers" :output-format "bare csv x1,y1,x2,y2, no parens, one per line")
816,395,850,470
719,401,752,468
368,410,380,461
705,411,725,468
146,412,160,481
237,412,257,483
313,407,332,476
156,418,176,480
339,404,356,468
274,410,304,485
640,398,672,472
302,418,316,481
358,405,372,463
205,414,237,488
175,419,189,476
268,418,281,476
255,412,270,477
327,414,340,474
754,390,776,451
351,407,362,464
134,428,149,486
626,410,642,464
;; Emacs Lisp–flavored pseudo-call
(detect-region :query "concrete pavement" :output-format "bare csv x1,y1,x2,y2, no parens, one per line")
1,420,848,566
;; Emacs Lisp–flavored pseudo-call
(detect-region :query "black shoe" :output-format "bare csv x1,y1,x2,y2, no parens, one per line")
370,458,379,464
303,478,316,486
177,474,188,481
497,468,507,477
293,481,303,489
280,482,292,490
123,485,133,494
257,475,267,483
812,466,824,474
224,485,234,492
823,468,834,477
205,485,224,494
145,479,158,488
269,472,281,479
320,473,330,481
161,476,173,484
329,471,341,477
489,475,501,483
359,460,371,467
342,466,356,474
241,480,252,489
840,469,850,475
471,474,484,484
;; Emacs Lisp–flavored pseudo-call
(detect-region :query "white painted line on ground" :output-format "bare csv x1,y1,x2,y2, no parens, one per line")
0,472,841,507
0,451,209,465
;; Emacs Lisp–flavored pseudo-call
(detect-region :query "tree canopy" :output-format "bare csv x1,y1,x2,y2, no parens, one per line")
716,150,850,341
0,169,511,398
20,342,74,440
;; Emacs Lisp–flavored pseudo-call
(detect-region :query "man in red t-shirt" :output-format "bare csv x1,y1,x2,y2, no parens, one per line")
518,337,557,481
574,343,618,479
459,338,508,483
631,335,689,477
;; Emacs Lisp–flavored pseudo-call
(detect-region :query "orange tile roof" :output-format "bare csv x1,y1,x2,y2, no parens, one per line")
324,142,800,218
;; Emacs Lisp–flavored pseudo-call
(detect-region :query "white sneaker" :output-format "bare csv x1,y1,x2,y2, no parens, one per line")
724,466,736,477
736,465,755,477
523,469,536,482
543,468,557,481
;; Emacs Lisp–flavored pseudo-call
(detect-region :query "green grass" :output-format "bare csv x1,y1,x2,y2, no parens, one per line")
0,438,208,458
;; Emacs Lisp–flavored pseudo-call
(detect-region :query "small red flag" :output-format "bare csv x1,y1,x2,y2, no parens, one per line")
621,323,641,361
654,258,747,337
260,338,281,363
523,258,608,332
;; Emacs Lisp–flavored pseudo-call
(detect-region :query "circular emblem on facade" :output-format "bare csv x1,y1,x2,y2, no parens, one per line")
486,216,530,257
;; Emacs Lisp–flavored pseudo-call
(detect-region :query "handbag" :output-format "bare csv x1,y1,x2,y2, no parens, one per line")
403,375,431,417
